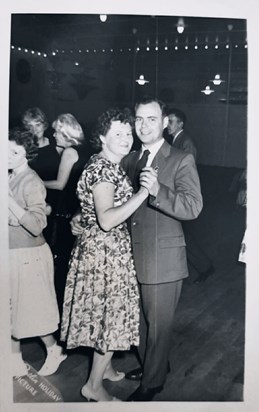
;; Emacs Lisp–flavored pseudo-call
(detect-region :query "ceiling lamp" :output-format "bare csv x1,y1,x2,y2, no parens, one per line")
210,74,225,86
201,85,215,95
176,18,185,34
100,14,107,22
136,74,149,85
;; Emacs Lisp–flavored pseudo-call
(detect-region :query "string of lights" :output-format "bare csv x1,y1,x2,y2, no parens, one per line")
11,37,247,60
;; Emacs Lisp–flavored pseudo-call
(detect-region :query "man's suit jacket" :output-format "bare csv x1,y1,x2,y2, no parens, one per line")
171,130,197,161
121,140,203,285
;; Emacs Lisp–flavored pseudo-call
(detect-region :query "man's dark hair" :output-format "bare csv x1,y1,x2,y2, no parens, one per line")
135,96,168,118
167,108,186,127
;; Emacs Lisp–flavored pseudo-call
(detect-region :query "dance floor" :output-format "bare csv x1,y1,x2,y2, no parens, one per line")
13,165,246,402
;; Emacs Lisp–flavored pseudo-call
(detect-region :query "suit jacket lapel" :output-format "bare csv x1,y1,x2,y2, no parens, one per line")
151,140,171,170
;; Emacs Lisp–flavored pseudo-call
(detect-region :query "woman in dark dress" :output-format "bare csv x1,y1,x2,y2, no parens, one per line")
44,113,90,310
22,107,61,247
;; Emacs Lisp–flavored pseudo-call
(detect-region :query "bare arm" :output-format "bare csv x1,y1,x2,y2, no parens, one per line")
44,147,78,190
93,182,148,232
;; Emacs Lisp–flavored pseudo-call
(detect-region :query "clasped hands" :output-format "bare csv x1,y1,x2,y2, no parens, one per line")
70,166,160,237
139,166,160,197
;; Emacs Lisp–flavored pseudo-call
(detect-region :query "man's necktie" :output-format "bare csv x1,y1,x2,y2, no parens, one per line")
132,149,150,192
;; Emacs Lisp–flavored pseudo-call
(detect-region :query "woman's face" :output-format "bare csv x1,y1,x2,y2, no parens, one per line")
26,120,45,139
101,121,133,158
8,140,26,170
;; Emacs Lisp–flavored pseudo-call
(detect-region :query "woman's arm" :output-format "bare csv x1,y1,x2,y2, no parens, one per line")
9,179,47,236
9,194,26,221
93,182,148,232
44,147,78,190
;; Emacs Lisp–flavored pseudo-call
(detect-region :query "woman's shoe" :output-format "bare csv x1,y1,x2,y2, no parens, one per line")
81,384,121,402
103,370,125,382
37,344,67,376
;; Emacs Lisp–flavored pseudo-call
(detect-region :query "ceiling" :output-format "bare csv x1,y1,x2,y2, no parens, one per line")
11,14,247,53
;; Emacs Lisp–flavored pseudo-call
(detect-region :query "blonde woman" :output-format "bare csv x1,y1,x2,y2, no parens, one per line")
44,114,90,309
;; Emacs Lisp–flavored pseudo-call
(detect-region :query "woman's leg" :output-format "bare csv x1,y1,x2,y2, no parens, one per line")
37,333,67,376
81,350,120,401
103,358,125,381
40,333,56,348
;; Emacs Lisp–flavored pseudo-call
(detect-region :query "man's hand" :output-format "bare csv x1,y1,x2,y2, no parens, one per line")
139,166,160,197
70,212,84,236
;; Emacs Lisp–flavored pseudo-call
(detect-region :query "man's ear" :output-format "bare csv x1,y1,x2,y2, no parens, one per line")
163,116,169,130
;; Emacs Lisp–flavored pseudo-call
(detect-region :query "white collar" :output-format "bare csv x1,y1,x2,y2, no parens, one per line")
141,138,164,156
140,138,164,166
173,129,183,143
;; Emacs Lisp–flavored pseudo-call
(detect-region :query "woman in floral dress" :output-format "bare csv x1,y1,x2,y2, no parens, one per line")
61,108,152,402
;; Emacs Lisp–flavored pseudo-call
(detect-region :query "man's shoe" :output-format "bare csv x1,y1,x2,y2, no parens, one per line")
194,265,215,284
125,367,143,381
125,363,170,381
127,385,163,401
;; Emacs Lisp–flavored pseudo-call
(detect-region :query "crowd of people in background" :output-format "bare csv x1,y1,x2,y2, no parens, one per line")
8,97,244,402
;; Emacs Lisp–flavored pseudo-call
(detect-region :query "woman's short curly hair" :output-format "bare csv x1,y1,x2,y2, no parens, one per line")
90,107,134,151
22,107,49,130
9,127,39,162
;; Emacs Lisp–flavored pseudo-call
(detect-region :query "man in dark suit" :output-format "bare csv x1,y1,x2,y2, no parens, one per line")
165,107,214,284
122,97,203,401
166,107,197,160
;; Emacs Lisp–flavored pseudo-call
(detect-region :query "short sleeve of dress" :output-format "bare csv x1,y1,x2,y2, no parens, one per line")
90,160,119,190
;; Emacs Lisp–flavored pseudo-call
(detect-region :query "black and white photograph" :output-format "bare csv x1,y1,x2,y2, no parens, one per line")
1,1,259,412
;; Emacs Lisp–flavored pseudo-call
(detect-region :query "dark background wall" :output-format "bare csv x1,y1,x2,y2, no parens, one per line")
9,14,247,168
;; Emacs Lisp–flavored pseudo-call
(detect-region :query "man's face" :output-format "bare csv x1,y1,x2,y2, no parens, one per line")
135,102,168,146
167,114,183,136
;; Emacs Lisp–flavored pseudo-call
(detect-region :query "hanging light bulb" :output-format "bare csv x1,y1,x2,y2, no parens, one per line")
215,35,219,49
185,37,189,50
210,74,225,86
136,74,149,85
194,36,198,50
100,14,107,22
201,85,215,95
177,18,185,34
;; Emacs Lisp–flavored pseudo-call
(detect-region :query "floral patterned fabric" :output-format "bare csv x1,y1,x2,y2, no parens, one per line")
61,154,140,353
